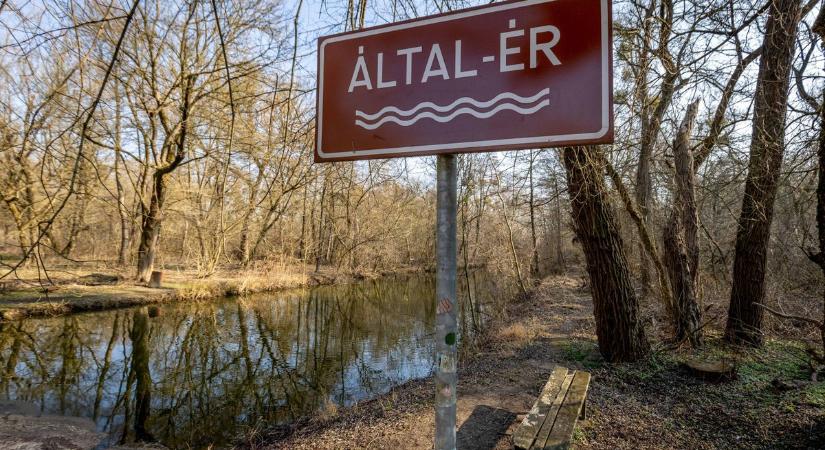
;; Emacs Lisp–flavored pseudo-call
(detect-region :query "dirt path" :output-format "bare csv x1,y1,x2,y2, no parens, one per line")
254,275,825,450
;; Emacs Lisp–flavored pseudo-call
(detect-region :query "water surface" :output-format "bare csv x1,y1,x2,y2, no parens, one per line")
0,272,509,448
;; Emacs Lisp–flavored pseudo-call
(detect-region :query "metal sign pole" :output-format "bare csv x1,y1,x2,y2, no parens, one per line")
435,153,458,450
315,1,613,443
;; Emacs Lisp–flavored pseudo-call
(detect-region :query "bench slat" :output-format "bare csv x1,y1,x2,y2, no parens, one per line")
532,372,575,449
512,366,568,450
539,371,591,450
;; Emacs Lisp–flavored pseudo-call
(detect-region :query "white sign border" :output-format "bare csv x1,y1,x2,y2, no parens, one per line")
316,0,610,160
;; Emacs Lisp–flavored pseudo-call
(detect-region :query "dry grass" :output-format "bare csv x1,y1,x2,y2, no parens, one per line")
315,398,339,424
225,267,309,296
0,262,384,321
493,318,543,349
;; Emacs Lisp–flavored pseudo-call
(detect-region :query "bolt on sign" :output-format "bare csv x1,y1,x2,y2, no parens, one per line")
315,0,613,162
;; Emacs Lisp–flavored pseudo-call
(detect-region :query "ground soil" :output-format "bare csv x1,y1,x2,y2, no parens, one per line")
0,400,169,449
249,274,825,450
0,400,105,449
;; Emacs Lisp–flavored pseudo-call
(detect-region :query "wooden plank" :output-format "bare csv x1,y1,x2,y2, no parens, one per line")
532,372,575,449
540,371,591,450
512,367,568,450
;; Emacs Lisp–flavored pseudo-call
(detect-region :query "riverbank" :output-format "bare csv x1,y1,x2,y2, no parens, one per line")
0,264,425,321
0,400,167,449
249,274,825,449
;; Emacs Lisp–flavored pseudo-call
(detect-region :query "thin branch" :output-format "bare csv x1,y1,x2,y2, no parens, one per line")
756,303,824,329
1,0,141,280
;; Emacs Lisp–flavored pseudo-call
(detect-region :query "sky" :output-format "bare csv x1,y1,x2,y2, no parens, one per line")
1,0,822,187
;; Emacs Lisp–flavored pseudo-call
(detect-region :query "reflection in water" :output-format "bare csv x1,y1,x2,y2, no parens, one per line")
0,273,510,448
128,308,153,443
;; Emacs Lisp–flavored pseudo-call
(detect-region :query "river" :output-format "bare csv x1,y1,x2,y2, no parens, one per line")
0,272,512,448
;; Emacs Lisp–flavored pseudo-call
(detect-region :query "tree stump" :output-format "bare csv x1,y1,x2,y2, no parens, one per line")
148,271,163,288
682,357,737,382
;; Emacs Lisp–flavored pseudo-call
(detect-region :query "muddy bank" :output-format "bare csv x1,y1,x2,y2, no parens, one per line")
0,265,425,321
247,275,825,449
0,401,105,449
0,401,169,449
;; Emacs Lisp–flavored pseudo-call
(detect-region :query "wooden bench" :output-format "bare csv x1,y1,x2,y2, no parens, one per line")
513,366,591,450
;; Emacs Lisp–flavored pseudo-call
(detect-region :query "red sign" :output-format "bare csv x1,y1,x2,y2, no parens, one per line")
315,0,612,162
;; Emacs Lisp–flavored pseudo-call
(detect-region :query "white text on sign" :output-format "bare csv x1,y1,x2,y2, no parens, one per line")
347,19,561,93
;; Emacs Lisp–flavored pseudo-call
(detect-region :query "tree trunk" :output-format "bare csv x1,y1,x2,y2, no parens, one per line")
635,133,653,296
529,150,540,277
495,169,527,295
726,0,802,346
238,214,251,265
114,83,130,266
808,8,825,356
116,156,130,265
136,173,166,282
315,173,328,272
553,172,566,273
562,146,650,362
238,175,261,266
813,84,825,358
135,74,194,282
664,100,702,347
633,2,655,298
299,182,308,260
604,158,675,318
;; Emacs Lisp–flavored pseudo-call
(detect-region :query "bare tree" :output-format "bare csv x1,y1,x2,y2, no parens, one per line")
726,0,804,346
562,146,650,362
663,100,702,347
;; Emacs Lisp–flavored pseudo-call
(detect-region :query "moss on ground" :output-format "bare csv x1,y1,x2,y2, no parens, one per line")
802,382,825,407
558,339,604,370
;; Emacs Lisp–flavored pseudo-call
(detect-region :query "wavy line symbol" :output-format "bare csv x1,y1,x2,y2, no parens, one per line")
354,88,550,130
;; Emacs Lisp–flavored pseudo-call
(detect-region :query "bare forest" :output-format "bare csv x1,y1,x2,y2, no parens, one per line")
1,0,825,448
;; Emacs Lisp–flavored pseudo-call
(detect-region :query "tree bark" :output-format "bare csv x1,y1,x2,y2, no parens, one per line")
813,89,825,359
136,173,167,282
810,99,825,354
634,0,678,298
808,6,825,356
553,172,566,273
604,158,675,317
664,100,702,347
136,75,194,282
726,0,802,346
315,172,328,272
238,213,252,265
562,146,650,362
114,82,130,265
238,171,262,266
495,178,527,295
529,150,540,277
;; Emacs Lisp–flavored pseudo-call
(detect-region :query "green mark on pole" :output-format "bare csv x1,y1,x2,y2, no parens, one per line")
445,332,456,346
